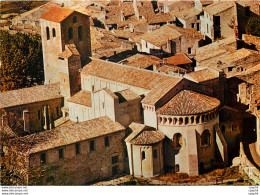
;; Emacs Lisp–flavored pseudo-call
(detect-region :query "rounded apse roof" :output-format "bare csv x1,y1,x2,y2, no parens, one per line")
157,90,221,116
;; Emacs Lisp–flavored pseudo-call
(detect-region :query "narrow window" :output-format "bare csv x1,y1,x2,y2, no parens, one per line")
73,16,77,23
52,28,56,37
56,107,59,117
153,149,158,159
105,136,109,147
59,148,64,159
38,110,41,120
207,24,209,34
90,140,95,151
78,26,83,42
102,102,105,109
191,23,195,28
76,143,80,155
142,151,146,160
188,47,191,54
68,27,73,40
40,153,46,164
46,27,50,40
92,85,94,92
175,164,180,173
112,155,119,164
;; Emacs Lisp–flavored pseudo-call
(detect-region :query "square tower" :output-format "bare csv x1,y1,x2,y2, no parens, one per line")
40,7,91,85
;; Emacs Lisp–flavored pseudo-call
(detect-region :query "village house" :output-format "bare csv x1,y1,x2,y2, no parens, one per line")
164,53,193,71
139,24,204,58
200,1,238,41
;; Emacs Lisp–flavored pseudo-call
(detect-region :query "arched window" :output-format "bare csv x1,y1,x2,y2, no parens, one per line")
173,133,182,149
179,117,183,125
46,27,50,40
201,130,210,147
52,28,56,37
191,116,194,124
68,27,73,40
73,16,77,23
185,117,189,125
78,26,83,42
142,151,146,160
196,116,200,124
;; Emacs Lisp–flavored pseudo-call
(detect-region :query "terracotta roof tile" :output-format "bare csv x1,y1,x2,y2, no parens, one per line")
166,53,192,66
157,65,186,74
67,90,92,107
115,89,140,103
184,68,219,82
157,90,221,115
12,116,125,154
0,83,62,109
119,54,162,69
203,1,235,15
40,7,74,23
147,13,175,24
82,58,182,105
125,122,165,145
170,7,201,20
58,44,80,59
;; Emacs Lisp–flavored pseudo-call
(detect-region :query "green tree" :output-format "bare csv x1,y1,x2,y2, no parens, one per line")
0,30,44,92
245,17,260,37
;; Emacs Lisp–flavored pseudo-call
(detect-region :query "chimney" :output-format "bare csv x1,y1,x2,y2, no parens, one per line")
23,110,30,132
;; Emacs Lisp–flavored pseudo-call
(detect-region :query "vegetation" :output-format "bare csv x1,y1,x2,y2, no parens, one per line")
245,17,260,37
0,30,44,92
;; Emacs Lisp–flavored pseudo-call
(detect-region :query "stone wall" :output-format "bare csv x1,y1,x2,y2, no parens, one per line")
242,34,260,51
29,130,126,185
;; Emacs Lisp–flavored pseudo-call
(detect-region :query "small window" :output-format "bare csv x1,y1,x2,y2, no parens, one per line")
46,27,50,40
188,47,191,54
175,164,180,173
153,149,158,159
56,107,59,117
105,136,109,147
76,143,80,155
112,166,119,176
257,105,260,110
112,155,119,164
59,148,64,159
73,16,77,23
142,151,146,160
92,85,94,92
78,26,83,42
68,27,73,40
52,28,56,37
228,67,233,72
207,24,209,34
173,133,182,149
40,153,46,164
38,110,41,120
102,102,105,109
201,130,210,147
191,23,195,28
90,140,95,151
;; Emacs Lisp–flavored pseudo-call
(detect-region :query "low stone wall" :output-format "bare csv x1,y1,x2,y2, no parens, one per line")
239,142,260,184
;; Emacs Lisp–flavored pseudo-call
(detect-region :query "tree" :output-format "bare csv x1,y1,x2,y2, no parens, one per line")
245,17,260,37
0,30,44,92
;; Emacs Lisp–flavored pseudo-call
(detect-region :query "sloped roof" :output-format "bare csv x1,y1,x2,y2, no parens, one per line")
141,25,182,47
184,68,219,83
119,54,162,69
166,53,192,66
82,58,182,106
157,65,186,74
67,90,92,107
12,116,125,154
157,90,221,116
114,89,140,103
125,122,165,145
40,7,74,23
167,25,204,40
147,13,175,24
203,1,235,15
58,44,80,59
171,7,201,20
0,83,62,109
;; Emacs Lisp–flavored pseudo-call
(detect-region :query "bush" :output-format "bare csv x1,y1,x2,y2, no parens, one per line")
245,17,260,37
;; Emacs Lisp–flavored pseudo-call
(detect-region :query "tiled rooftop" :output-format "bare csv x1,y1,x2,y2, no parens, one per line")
0,83,62,109
125,122,165,145
119,54,162,69
157,90,221,116
12,116,125,154
184,68,219,83
157,65,186,74
141,25,182,47
170,7,201,20
67,90,92,107
82,58,182,105
115,89,140,103
40,7,75,23
203,1,235,15
147,13,175,24
166,53,192,66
